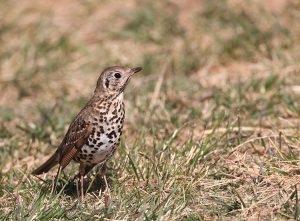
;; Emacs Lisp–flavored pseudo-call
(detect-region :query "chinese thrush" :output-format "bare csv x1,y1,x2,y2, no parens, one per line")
32,66,142,199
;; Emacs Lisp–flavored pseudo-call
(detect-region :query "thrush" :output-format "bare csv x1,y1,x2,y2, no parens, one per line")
32,66,142,199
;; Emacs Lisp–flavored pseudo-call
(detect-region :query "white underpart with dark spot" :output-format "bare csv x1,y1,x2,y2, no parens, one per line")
74,92,125,165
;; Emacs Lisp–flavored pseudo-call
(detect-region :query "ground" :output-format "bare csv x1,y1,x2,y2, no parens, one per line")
1,0,300,220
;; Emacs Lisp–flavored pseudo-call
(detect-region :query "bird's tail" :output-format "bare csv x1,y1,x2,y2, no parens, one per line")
32,151,59,175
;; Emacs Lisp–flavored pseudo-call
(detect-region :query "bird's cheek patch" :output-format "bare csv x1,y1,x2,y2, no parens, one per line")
105,79,109,88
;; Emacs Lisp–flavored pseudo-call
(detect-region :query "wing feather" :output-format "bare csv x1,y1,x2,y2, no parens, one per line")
57,114,93,169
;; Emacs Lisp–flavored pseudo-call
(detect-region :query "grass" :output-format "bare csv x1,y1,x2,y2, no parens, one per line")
1,0,300,220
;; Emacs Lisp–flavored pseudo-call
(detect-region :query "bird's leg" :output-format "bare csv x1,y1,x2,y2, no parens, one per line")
78,164,86,201
97,163,111,206
75,164,95,200
51,165,62,196
103,174,111,207
103,174,110,195
96,163,109,192
97,163,107,177
76,177,80,199
80,173,84,201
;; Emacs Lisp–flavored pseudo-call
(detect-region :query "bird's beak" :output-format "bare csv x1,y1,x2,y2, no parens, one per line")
130,67,143,75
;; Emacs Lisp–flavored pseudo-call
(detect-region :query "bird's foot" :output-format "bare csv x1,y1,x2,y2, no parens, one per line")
104,188,111,208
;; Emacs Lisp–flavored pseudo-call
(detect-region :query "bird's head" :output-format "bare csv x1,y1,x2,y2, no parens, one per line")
95,66,142,96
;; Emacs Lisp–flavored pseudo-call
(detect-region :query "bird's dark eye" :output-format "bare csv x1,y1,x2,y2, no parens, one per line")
114,72,121,79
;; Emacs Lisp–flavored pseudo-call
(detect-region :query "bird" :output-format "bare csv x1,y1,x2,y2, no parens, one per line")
32,66,142,200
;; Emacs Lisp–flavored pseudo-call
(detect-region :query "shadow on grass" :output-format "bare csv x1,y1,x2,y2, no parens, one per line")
51,174,110,197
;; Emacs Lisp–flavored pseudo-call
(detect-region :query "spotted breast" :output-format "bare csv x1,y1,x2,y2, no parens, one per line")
74,92,125,166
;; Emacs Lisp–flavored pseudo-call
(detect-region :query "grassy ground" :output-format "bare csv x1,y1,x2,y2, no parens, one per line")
1,0,300,220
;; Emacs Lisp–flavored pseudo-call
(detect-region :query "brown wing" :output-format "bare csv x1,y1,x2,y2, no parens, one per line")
57,114,93,169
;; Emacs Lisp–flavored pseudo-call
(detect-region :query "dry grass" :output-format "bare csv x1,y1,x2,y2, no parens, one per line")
1,0,300,220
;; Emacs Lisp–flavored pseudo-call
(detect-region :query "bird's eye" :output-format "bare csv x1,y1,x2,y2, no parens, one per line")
114,72,121,79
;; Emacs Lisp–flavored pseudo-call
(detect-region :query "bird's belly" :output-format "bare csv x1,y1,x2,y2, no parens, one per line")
74,131,120,165
74,96,124,166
